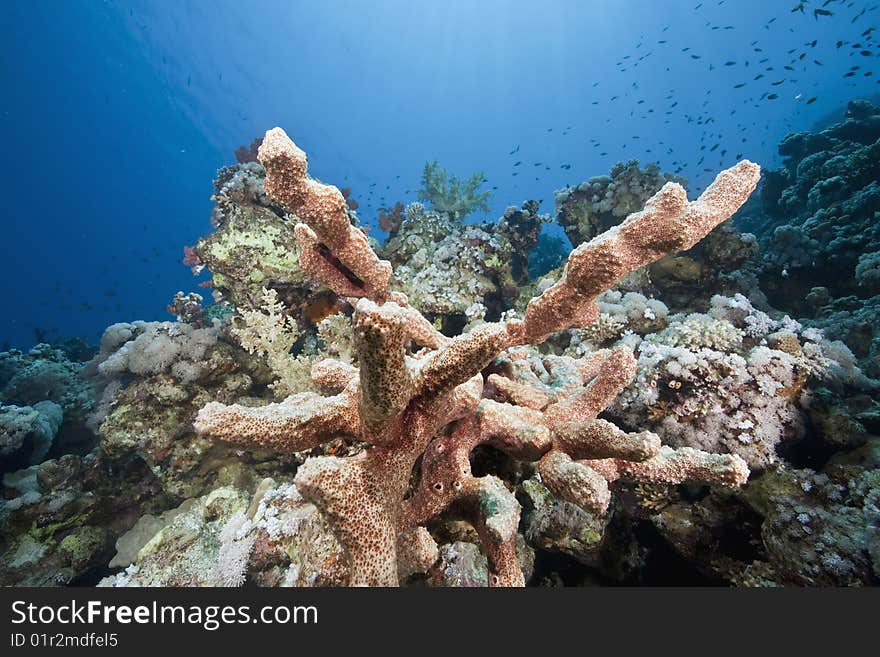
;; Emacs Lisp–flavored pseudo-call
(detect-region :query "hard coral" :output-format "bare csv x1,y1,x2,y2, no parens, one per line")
753,99,880,321
195,127,761,586
555,160,686,246
259,128,392,300
380,201,548,328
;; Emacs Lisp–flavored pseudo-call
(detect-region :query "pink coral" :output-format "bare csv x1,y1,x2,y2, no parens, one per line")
182,245,200,267
258,128,393,300
515,161,762,344
195,128,761,586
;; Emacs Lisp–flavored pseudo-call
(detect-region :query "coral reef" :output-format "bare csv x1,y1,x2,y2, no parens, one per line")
603,295,860,469
6,104,879,590
1,343,94,426
194,127,760,586
519,476,608,566
380,200,549,329
100,486,254,586
101,480,348,587
554,160,686,246
557,161,760,310
86,320,296,499
644,450,880,587
0,401,61,468
195,161,312,312
741,464,879,586
0,344,97,469
561,287,877,473
0,453,165,585
808,295,880,379
166,291,206,326
752,100,880,374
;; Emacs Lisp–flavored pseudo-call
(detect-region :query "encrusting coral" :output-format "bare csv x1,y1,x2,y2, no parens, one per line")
194,126,761,586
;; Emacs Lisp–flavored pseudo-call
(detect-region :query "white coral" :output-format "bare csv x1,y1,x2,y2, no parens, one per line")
231,288,313,396
92,320,220,380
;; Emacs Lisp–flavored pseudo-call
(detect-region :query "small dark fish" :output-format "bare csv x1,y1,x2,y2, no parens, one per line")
806,96,818,104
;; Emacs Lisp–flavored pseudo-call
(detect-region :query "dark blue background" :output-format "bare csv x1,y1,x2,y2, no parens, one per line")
2,0,877,348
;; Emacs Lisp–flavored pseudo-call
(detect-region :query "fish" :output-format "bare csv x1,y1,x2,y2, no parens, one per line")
302,292,344,323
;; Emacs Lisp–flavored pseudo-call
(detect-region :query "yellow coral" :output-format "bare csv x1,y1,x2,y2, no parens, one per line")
232,288,314,396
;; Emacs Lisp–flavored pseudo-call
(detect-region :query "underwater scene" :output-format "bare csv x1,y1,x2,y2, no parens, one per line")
1,0,879,588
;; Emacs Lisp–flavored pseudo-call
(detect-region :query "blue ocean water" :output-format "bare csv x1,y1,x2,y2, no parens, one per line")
1,0,877,348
